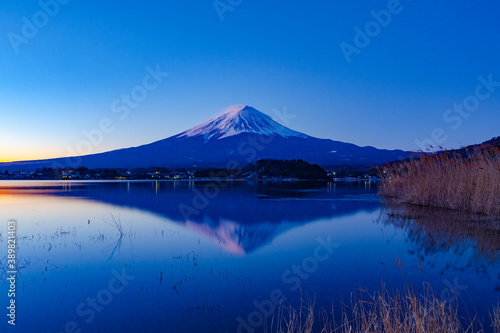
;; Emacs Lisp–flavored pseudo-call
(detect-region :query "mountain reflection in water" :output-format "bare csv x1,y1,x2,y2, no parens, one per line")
48,180,380,254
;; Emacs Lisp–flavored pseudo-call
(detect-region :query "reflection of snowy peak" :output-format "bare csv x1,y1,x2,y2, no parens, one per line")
48,181,380,255
176,105,309,141
186,218,292,254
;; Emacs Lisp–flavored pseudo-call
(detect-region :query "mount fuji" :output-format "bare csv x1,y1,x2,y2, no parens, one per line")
176,105,309,141
0,105,409,171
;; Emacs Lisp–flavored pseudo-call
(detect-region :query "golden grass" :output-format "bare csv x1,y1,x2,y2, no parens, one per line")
332,285,468,333
268,287,500,333
378,146,500,216
265,299,315,333
491,305,500,333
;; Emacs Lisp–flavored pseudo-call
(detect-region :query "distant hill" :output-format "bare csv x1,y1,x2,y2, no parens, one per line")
444,136,500,158
0,105,410,171
483,136,500,147
386,136,500,166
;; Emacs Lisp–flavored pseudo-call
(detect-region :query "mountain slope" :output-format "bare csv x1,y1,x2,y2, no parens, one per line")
176,105,309,140
0,105,409,171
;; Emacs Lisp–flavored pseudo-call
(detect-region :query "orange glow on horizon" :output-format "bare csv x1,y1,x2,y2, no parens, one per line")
1,146,125,163
0,152,70,163
1,142,78,163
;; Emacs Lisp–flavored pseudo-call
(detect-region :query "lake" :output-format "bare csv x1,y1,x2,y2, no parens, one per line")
1,180,499,332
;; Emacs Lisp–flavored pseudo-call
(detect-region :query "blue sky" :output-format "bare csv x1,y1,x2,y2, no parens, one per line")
1,0,499,161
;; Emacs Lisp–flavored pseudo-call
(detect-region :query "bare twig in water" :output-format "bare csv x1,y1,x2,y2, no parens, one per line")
104,214,125,238
102,214,126,261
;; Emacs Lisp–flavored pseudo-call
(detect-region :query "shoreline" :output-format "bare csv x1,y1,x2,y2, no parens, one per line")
0,177,379,183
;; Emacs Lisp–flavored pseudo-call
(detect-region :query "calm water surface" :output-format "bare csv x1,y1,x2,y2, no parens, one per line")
0,180,499,332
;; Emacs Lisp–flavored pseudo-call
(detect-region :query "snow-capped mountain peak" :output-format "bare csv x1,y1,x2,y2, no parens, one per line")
176,105,309,141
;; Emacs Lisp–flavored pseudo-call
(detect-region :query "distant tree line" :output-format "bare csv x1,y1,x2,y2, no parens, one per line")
3,159,384,180
244,159,329,180
193,159,330,180
1,166,193,180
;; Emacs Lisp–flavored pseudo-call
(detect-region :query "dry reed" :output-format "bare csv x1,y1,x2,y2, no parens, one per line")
491,305,500,333
378,146,500,216
268,287,500,333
